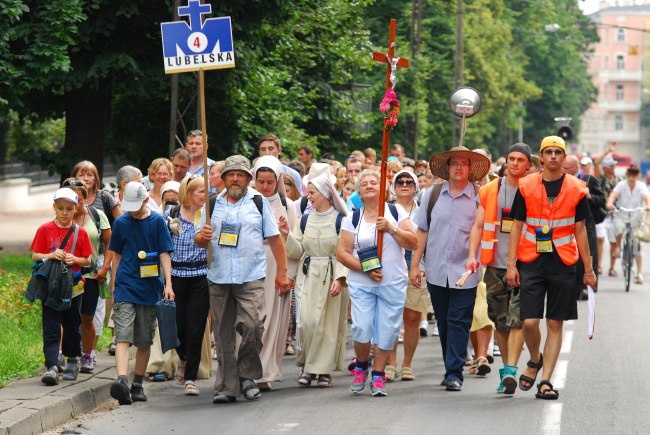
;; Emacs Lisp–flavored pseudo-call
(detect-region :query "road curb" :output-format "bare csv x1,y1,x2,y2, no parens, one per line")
0,363,115,435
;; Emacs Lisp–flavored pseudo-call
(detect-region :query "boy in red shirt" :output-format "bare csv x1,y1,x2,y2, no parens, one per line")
31,188,93,385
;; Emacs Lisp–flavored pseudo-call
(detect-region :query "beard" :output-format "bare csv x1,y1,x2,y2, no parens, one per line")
226,184,246,199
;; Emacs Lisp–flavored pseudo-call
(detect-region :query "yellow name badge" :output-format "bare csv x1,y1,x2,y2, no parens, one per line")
536,239,553,253
140,263,159,278
218,232,239,247
138,251,160,278
501,218,513,233
218,221,241,247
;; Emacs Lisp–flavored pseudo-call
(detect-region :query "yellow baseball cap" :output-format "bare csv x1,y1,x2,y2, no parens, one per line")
540,136,566,153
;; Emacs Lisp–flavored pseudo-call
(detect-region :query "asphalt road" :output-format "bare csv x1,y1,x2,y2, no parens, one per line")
47,244,649,435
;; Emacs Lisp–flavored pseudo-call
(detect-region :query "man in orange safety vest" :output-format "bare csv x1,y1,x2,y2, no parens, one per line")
506,136,596,401
466,143,532,395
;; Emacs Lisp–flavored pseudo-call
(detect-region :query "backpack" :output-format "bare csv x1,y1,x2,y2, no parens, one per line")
426,182,480,228
207,193,266,236
300,212,344,235
351,203,399,228
300,196,309,214
98,190,116,226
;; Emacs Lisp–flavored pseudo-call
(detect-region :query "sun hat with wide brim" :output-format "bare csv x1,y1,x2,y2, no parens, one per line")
429,145,491,182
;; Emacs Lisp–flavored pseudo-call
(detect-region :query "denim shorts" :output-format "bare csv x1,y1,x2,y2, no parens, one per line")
112,302,157,348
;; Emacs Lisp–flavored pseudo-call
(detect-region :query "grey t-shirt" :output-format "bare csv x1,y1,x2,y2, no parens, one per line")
492,177,517,269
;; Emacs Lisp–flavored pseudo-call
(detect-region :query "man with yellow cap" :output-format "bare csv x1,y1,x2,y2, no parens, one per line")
506,136,596,400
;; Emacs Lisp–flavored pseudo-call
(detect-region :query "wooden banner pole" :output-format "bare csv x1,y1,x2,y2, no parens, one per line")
199,69,211,266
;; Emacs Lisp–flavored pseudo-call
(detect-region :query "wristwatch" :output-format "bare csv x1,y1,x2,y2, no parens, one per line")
391,226,398,235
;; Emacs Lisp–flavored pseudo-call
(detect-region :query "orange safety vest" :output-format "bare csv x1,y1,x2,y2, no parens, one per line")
517,172,586,266
478,178,500,265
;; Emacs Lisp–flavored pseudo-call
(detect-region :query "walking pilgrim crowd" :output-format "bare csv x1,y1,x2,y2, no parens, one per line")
30,130,650,404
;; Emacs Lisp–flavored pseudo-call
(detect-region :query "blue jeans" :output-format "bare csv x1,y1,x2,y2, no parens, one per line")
427,282,477,383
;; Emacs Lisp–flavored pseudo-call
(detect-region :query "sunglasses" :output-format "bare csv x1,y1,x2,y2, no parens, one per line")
396,180,415,186
62,179,85,188
188,129,203,137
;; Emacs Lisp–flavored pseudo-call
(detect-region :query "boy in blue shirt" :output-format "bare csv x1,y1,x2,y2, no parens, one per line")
108,182,174,405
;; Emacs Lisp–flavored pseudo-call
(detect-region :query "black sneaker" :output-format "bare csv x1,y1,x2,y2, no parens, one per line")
130,383,147,402
110,378,132,405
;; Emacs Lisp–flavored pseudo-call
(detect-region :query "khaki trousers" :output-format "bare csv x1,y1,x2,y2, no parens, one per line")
209,279,265,396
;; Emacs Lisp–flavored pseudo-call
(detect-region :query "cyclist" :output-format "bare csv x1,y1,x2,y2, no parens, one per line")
606,164,650,284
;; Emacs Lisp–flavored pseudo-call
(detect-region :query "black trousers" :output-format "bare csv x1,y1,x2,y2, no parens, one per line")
42,296,82,368
172,275,210,381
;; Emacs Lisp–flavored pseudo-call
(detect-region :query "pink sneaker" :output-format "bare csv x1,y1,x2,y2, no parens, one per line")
371,375,387,397
350,368,368,394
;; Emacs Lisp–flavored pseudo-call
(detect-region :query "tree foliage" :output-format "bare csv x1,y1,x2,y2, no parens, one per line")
1,0,599,175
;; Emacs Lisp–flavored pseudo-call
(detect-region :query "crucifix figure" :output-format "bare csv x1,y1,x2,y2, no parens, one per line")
372,19,409,258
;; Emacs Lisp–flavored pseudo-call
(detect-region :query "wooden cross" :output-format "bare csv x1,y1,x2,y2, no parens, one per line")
372,19,409,259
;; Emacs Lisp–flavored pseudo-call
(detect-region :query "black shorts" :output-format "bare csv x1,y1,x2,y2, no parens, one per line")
519,269,577,321
80,278,100,316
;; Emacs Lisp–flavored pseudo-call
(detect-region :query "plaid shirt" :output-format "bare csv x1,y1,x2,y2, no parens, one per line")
164,209,207,278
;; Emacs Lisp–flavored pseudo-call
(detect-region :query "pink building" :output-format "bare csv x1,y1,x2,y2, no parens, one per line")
581,1,650,165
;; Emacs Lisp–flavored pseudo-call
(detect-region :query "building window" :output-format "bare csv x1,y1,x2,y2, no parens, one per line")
617,28,625,42
615,114,623,131
616,84,624,101
616,54,625,70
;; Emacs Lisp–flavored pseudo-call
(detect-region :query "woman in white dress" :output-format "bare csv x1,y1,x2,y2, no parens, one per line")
252,156,298,391
286,173,348,387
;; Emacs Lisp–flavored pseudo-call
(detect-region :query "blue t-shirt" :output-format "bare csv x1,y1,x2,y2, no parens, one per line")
109,212,174,305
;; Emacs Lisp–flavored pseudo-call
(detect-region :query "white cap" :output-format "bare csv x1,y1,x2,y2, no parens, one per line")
161,180,181,197
580,156,593,166
53,188,78,205
601,155,616,168
121,181,148,212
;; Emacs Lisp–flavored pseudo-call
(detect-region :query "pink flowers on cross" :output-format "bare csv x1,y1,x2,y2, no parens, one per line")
379,88,401,130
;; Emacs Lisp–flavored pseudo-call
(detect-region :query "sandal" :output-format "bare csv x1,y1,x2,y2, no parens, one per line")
468,359,478,375
241,378,261,401
608,268,618,277
519,354,543,391
285,343,295,356
175,361,186,385
385,364,399,382
535,380,559,400
297,372,313,387
476,356,492,376
316,374,333,387
256,381,272,392
635,274,644,284
184,380,200,396
401,366,415,381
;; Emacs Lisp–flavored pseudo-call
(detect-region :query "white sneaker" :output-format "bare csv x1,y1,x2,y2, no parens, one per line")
432,323,440,336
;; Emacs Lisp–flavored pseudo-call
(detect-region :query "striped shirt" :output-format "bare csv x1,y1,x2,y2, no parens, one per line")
164,208,207,278
196,188,279,284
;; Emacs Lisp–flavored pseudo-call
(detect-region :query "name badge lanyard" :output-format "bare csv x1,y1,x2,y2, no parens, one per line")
500,180,515,233
218,195,243,247
536,177,561,253
356,208,382,272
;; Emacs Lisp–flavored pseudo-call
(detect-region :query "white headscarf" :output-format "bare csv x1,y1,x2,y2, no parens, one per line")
252,155,287,201
308,162,333,181
309,173,348,216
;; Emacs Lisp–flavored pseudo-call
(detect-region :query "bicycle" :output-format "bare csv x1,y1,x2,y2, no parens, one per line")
613,207,645,292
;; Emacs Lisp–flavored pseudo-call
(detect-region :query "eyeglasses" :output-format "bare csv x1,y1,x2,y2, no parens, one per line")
396,180,415,186
448,161,470,168
62,180,85,188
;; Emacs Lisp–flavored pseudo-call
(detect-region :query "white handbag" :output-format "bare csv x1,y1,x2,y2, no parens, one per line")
633,211,650,242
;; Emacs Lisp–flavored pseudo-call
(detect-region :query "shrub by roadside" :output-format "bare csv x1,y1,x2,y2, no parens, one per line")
0,254,112,387
0,255,43,387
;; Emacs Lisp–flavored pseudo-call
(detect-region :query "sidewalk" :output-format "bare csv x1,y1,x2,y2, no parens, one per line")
0,210,52,254
0,353,116,435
